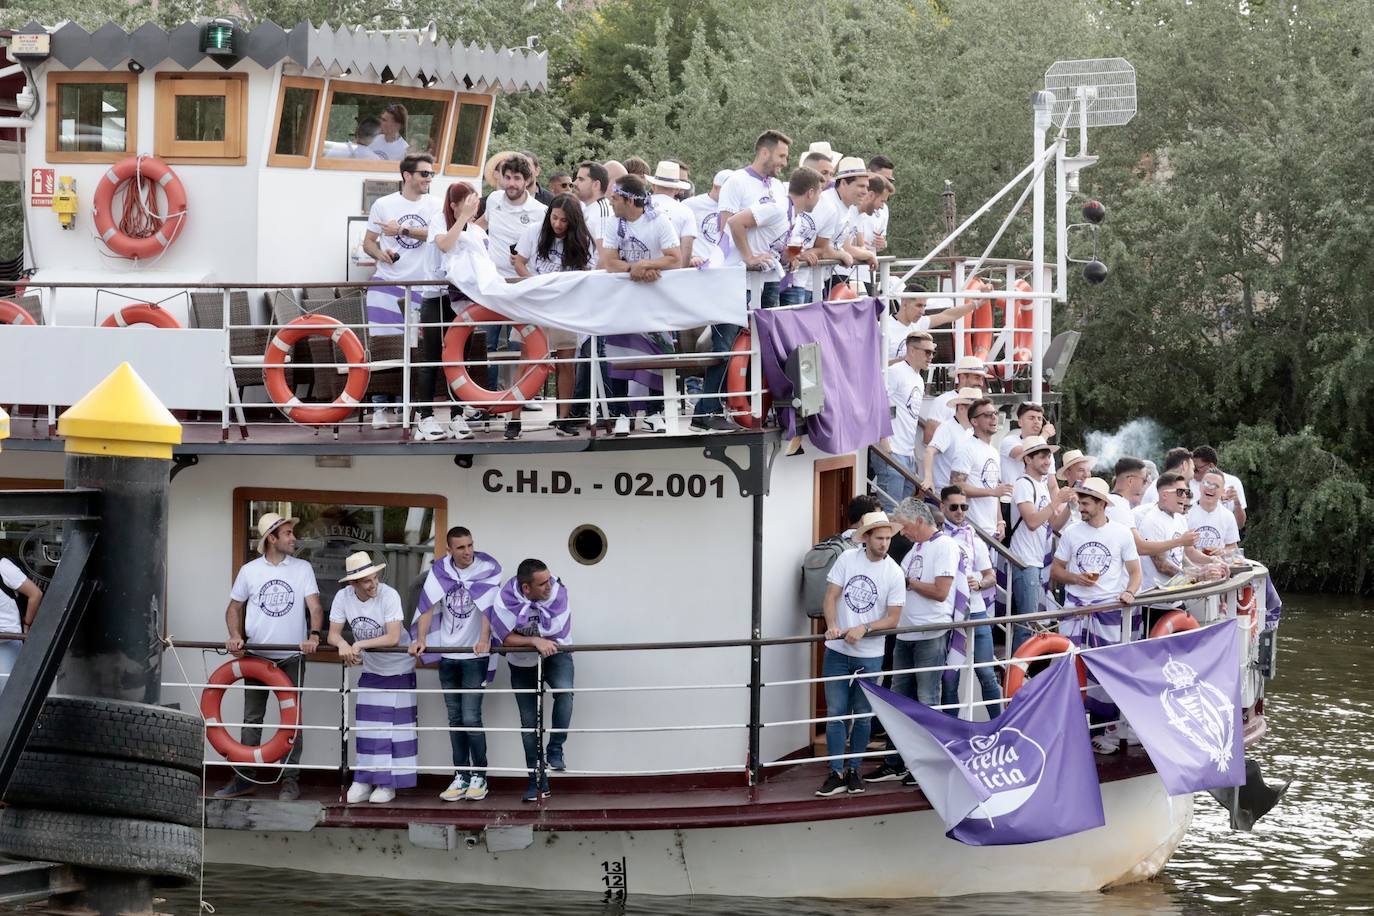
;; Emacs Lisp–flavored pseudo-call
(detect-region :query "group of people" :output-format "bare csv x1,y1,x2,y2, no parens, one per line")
356,130,903,441
216,513,575,805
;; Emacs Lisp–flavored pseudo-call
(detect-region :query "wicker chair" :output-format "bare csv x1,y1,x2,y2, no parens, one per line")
188,290,271,393
302,294,368,403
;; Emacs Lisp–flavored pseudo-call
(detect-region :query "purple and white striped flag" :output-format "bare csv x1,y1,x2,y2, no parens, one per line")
410,552,503,664
486,575,572,674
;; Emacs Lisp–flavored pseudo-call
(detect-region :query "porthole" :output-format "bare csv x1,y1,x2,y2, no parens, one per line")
568,524,607,565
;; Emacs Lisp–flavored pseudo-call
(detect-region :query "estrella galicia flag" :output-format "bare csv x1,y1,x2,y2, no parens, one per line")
1081,618,1244,796
861,655,1105,846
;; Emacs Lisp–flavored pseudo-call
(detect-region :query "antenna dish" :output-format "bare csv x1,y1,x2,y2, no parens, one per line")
1044,58,1136,128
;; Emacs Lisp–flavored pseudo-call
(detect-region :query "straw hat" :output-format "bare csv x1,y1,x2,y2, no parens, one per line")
712,169,734,188
647,160,691,191
953,355,988,377
806,141,841,165
483,150,522,188
1020,435,1059,458
1057,449,1097,479
339,551,387,583
834,156,868,181
855,511,897,539
1076,477,1112,503
948,386,983,407
256,512,299,554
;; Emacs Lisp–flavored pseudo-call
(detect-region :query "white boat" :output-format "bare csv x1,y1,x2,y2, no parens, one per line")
0,22,1280,900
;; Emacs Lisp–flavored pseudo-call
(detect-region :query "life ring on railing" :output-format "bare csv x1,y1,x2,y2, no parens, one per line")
828,281,860,301
1003,633,1087,699
1149,609,1200,638
441,304,551,415
724,328,773,430
0,299,36,325
92,156,188,260
992,278,1035,380
100,303,182,329
201,657,301,765
963,277,994,363
263,314,370,425
1233,584,1256,622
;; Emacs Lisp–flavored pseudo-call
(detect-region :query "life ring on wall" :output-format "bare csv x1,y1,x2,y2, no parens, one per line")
1148,609,1200,638
91,156,189,260
0,299,36,325
441,304,551,415
99,303,182,329
201,657,301,765
724,328,773,430
263,314,370,424
1003,633,1087,699
963,276,994,362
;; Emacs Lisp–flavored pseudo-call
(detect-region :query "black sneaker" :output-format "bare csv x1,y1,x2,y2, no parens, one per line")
845,769,865,794
863,762,908,783
553,419,580,437
691,416,740,432
504,420,522,440
815,771,847,797
901,772,918,787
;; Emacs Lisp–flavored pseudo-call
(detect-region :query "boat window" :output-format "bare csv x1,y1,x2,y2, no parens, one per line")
234,487,447,626
444,93,492,177
315,80,452,173
46,72,139,164
0,478,64,594
568,524,608,566
154,73,247,165
267,76,324,168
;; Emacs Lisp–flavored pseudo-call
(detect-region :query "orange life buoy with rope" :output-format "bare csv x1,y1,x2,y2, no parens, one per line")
1233,584,1256,623
263,314,370,425
92,156,188,260
441,304,551,415
1148,609,1200,638
724,328,773,430
963,277,994,363
1003,633,1087,699
100,303,182,329
201,657,301,765
0,299,36,326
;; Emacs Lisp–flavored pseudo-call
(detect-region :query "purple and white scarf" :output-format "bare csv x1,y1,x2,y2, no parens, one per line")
410,552,503,664
486,575,572,676
934,533,972,694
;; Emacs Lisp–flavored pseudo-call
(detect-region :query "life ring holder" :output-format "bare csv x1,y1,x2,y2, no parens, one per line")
263,314,370,425
1003,632,1087,700
441,303,551,415
91,156,189,261
201,657,301,765
0,299,37,325
100,303,182,329
724,328,772,429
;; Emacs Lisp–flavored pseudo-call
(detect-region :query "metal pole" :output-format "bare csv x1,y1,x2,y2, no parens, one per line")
535,655,546,803
1030,90,1054,404
1055,139,1068,303
338,661,349,802
747,488,764,787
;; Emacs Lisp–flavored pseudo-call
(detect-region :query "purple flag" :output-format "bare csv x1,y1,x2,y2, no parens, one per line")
1080,619,1244,795
752,298,892,454
410,552,502,664
862,655,1105,846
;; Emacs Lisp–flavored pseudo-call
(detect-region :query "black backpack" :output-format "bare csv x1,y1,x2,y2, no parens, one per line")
800,535,857,619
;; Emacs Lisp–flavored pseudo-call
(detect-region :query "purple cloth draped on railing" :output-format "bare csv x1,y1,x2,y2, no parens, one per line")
1264,576,1282,629
410,552,503,665
752,298,892,454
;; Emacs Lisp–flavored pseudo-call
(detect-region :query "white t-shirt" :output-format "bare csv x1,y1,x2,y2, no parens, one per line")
897,535,961,641
367,135,410,161
515,222,596,275
329,583,413,676
883,313,931,364
428,558,497,662
682,192,722,257
230,556,320,660
886,361,925,456
961,534,993,616
853,207,888,285
1106,493,1137,529
1189,475,1248,514
582,198,615,250
1010,475,1052,568
794,189,844,293
724,200,790,282
824,548,905,658
718,169,784,227
999,431,1056,489
651,194,695,256
1187,503,1240,551
603,212,680,263
367,192,445,291
425,223,488,283
0,558,26,634
483,190,548,277
928,421,971,491
953,436,1002,533
1136,505,1188,593
922,388,975,426
1054,520,1139,605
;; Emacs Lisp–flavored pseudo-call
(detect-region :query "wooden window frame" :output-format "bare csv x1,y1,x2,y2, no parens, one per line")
45,71,139,164
154,72,248,166
266,75,324,169
442,92,493,178
313,79,453,174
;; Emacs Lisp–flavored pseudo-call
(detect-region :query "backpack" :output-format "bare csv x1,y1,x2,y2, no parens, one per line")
801,534,857,619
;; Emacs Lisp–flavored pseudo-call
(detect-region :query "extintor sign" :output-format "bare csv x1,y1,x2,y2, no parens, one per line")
30,168,54,207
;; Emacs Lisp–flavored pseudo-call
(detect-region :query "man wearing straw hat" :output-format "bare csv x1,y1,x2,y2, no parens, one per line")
1007,436,1075,651
329,551,416,805
647,161,700,268
1050,477,1141,648
923,355,989,429
816,511,905,798
216,512,323,800
1055,447,1097,533
921,387,980,494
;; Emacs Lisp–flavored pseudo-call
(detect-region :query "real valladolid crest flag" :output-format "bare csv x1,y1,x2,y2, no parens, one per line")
862,656,1105,846
1081,618,1244,795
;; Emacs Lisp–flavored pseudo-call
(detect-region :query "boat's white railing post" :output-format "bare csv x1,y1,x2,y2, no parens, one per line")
952,259,967,363
221,287,232,436
534,654,547,801
1055,138,1069,304
401,283,412,431
588,334,603,426
749,313,761,421
1030,89,1054,404
338,657,351,801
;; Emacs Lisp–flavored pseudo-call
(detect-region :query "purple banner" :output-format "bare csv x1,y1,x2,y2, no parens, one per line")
1081,618,1244,795
752,298,892,454
862,654,1104,846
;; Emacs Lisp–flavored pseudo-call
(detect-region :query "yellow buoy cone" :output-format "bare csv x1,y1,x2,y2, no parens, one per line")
58,362,182,459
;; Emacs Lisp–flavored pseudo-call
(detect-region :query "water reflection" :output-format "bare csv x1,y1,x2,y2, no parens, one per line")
145,598,1374,913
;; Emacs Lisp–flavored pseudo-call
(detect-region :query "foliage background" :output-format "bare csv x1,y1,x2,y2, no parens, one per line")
4,0,1369,590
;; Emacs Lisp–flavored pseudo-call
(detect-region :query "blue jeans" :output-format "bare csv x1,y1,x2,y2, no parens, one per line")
874,452,915,510
483,324,514,390
759,280,780,310
939,615,1002,719
694,323,742,417
885,636,947,765
572,337,627,419
0,640,20,694
779,285,813,306
509,653,574,774
1010,564,1044,653
438,657,488,778
822,648,883,775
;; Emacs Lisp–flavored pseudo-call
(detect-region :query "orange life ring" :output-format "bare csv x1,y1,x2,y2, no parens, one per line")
441,304,551,415
1233,584,1256,622
963,277,994,362
1004,633,1087,699
990,278,1035,380
1149,609,1200,638
100,303,182,329
91,156,188,260
201,657,301,765
828,281,860,301
724,328,773,430
0,299,36,325
264,314,370,424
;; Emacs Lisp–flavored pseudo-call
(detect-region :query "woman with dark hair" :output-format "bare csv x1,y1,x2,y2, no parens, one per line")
509,193,596,438
370,103,410,161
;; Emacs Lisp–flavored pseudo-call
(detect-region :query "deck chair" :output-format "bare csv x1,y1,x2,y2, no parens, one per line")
189,290,272,395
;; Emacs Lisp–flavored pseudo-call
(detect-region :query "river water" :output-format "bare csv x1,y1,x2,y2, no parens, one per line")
124,598,1374,913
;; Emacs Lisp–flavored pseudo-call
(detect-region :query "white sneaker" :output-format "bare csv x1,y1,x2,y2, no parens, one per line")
440,775,468,802
368,786,396,804
346,781,372,804
446,416,473,440
371,407,395,429
641,412,666,433
1092,734,1122,755
412,416,445,441
613,415,631,437
465,775,489,800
